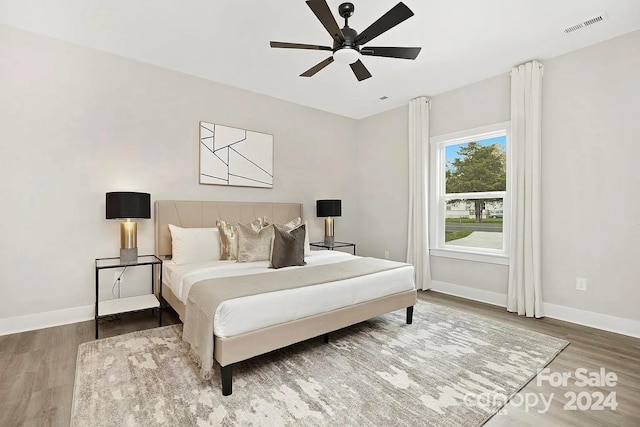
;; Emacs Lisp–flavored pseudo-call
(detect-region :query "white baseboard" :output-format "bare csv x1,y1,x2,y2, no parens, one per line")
0,304,94,337
430,280,508,307
542,303,640,339
429,280,640,339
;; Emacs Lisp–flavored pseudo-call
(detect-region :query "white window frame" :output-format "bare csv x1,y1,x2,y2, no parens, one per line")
429,122,511,265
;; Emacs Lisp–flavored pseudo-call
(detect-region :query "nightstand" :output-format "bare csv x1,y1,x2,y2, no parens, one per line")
95,255,163,339
310,241,356,255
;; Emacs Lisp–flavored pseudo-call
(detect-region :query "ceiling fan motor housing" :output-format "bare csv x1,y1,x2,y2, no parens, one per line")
333,26,360,64
335,26,358,49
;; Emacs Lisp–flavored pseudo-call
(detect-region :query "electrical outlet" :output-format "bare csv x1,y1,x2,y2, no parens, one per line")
384,250,390,259
576,277,587,291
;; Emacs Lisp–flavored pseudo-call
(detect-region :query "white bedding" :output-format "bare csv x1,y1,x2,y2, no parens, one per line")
163,251,415,337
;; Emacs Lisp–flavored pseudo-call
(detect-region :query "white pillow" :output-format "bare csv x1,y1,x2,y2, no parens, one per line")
168,225,221,265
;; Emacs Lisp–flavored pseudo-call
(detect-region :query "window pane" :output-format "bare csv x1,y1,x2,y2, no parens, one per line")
445,199,503,250
445,136,506,193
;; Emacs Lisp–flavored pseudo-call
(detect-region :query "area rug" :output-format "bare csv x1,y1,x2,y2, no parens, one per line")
71,301,568,426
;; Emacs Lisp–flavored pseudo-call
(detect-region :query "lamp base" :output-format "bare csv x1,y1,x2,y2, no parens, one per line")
120,247,138,264
324,217,335,246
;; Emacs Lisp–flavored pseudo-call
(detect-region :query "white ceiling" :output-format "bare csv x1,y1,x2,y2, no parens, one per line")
1,0,639,119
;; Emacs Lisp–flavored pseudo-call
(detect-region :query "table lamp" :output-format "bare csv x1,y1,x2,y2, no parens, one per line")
316,199,341,246
106,192,151,263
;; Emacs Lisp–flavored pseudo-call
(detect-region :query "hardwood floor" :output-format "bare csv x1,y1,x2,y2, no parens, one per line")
418,292,640,427
0,292,638,426
0,309,180,427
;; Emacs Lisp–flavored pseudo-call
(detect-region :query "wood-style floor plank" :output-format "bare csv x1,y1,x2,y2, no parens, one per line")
1,293,638,426
0,309,180,427
418,291,640,427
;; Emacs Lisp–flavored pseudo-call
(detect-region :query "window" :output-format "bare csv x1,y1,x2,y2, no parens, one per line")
430,122,510,264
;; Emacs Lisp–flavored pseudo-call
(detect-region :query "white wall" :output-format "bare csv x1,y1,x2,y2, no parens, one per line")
541,30,640,321
355,30,640,328
355,106,409,261
0,25,358,324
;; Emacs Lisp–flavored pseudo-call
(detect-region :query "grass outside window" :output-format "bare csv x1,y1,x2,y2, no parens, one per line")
445,231,472,242
445,218,503,224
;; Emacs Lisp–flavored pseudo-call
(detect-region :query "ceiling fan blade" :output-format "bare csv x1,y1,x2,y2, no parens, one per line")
350,60,372,81
301,56,335,77
306,0,345,44
270,41,332,51
361,46,421,60
355,2,414,45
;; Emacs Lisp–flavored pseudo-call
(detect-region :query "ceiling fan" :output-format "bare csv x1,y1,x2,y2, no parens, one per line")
270,1,421,81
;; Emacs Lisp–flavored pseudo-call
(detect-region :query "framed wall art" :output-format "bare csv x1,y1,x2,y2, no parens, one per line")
199,122,273,188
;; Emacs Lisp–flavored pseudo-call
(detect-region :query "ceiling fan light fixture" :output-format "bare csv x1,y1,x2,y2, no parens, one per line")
333,47,361,64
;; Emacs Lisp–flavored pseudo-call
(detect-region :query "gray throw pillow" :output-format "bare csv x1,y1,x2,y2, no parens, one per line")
270,224,306,269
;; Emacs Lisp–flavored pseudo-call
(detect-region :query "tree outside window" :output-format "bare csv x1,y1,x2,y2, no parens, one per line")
446,141,506,223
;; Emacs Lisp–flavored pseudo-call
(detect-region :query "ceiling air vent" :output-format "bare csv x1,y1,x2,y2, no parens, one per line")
583,15,604,27
563,13,607,34
564,23,584,34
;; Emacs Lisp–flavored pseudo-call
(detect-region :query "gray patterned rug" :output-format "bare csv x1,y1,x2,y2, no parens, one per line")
71,301,568,426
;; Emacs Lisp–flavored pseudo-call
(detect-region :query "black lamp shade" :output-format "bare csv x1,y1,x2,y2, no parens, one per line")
106,192,151,219
316,199,341,217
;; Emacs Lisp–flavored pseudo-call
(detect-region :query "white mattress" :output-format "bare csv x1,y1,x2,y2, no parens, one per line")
162,251,415,337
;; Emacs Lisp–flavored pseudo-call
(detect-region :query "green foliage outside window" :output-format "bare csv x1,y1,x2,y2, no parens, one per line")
446,142,506,223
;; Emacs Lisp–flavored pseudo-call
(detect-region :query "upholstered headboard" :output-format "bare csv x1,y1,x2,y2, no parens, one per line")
154,200,303,258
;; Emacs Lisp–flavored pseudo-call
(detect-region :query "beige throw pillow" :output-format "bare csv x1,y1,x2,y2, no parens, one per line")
237,220,274,262
282,217,311,255
216,219,237,260
217,216,269,260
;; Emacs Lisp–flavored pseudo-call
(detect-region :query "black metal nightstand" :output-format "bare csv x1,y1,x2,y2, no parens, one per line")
94,255,163,339
310,241,356,255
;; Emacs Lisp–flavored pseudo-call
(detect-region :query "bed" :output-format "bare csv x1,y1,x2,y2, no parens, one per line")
154,200,417,395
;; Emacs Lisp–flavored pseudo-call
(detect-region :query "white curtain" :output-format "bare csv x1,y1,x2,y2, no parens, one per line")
407,97,431,291
508,61,544,317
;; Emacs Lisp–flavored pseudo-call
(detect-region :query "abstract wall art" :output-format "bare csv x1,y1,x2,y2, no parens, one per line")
199,122,273,188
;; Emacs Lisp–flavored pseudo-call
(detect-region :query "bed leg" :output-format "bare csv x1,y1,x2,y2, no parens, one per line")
221,364,233,396
406,306,414,325
323,333,329,344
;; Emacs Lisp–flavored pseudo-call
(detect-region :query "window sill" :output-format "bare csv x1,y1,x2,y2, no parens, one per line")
429,248,509,265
